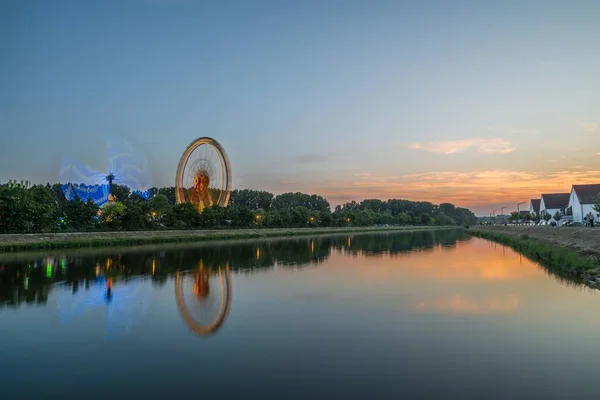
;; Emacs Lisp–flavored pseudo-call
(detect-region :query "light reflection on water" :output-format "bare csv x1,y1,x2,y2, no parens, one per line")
1,230,600,399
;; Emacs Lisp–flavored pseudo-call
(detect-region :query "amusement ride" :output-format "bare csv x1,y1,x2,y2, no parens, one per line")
56,136,234,337
174,136,233,335
175,137,232,213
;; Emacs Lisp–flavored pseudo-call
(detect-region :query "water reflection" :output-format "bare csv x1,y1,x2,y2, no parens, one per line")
415,294,521,315
56,274,152,339
0,229,468,310
3,230,600,398
175,263,232,336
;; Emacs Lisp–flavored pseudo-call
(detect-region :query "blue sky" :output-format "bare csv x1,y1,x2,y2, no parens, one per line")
1,0,599,214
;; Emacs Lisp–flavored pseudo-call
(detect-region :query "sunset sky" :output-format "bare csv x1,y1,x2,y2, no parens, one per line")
1,0,599,215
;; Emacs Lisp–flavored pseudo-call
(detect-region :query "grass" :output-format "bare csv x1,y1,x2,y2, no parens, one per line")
0,225,459,252
468,230,600,284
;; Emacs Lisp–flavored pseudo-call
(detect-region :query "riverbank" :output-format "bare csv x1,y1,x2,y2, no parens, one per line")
468,225,600,287
0,226,458,252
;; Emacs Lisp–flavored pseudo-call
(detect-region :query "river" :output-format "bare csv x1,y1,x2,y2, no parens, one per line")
1,230,599,399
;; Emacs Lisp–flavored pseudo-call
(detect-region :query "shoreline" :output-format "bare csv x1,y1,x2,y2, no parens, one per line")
0,226,459,252
467,226,600,288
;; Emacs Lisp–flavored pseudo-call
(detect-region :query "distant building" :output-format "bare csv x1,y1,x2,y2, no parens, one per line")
6,179,31,189
568,184,600,224
540,193,570,222
529,199,541,216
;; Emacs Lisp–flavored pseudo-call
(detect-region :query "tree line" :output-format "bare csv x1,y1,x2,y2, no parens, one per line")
0,183,478,233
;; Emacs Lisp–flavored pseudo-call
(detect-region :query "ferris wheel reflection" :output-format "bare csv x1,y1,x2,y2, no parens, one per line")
175,261,232,337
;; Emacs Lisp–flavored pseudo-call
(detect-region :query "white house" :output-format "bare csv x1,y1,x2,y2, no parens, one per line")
540,193,570,223
529,199,540,216
568,184,600,224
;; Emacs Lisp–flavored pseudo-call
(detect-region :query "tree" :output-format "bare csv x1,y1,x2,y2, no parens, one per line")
543,212,552,222
395,212,410,225
1,183,486,233
110,184,131,203
290,206,311,227
361,199,385,213
272,192,330,213
121,201,150,231
319,211,333,227
594,194,600,213
64,199,99,231
149,194,171,217
164,203,201,229
101,201,126,227
157,187,176,205
553,211,562,224
509,211,520,223
27,185,61,232
229,189,273,211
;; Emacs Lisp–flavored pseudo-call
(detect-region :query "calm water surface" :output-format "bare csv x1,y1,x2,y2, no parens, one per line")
1,230,600,399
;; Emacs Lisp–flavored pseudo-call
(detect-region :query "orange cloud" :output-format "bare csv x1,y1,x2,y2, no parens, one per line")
409,138,516,154
415,294,521,314
298,169,600,212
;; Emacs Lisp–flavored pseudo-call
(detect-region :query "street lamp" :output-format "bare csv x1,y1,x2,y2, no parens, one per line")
490,210,498,224
517,202,525,224
500,206,508,224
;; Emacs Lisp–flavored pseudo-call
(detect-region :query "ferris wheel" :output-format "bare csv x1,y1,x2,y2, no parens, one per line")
175,137,232,212
175,263,232,336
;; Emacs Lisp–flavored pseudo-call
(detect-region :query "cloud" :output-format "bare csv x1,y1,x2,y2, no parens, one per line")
354,172,372,178
415,295,521,314
509,129,539,136
579,123,599,134
293,153,334,164
596,153,600,157
265,168,600,214
408,138,516,154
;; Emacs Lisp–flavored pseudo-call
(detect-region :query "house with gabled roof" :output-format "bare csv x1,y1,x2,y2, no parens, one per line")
568,184,600,224
529,199,540,216
540,193,570,222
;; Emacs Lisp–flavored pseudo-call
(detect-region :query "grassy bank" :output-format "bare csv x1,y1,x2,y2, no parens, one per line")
0,226,459,252
468,227,600,286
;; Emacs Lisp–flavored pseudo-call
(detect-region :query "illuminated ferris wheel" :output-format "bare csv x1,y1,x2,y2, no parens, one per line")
175,263,232,336
175,137,232,213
